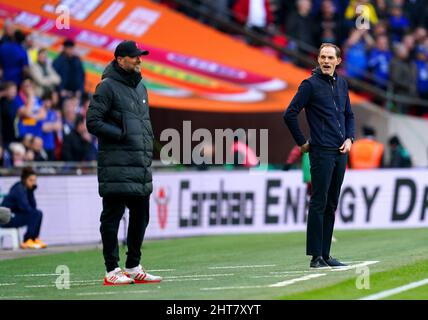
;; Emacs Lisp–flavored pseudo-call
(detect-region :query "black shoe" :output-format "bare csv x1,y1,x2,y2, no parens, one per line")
310,256,330,268
323,256,347,267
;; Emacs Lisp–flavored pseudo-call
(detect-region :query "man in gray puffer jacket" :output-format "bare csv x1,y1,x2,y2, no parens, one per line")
87,40,162,285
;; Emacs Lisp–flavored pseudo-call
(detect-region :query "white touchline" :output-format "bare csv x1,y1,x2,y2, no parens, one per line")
163,278,214,282
0,283,16,286
77,290,151,296
25,281,100,288
269,261,380,274
164,273,234,279
201,285,265,291
15,273,72,277
147,269,176,272
359,278,428,300
251,275,295,279
330,261,379,272
208,264,276,269
201,273,326,291
269,274,326,287
271,270,315,274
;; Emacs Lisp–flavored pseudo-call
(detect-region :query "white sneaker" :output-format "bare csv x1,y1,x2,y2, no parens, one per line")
124,265,162,284
103,267,134,286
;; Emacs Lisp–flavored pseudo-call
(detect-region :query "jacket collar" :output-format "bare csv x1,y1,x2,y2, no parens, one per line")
312,67,337,82
102,60,142,88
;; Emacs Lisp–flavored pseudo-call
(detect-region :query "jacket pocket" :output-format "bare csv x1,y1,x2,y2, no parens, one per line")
120,112,127,140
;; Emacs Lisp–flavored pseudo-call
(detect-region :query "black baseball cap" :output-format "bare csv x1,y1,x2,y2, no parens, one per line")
114,40,149,58
63,38,75,47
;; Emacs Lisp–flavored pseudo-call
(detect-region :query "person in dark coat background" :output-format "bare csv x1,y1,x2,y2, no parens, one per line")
0,30,29,87
52,39,85,99
86,40,161,286
1,167,47,249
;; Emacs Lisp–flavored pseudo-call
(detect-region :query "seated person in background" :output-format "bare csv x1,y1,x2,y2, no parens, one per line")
1,167,47,249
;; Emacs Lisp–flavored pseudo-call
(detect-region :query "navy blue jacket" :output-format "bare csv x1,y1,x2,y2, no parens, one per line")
1,182,38,215
284,68,355,148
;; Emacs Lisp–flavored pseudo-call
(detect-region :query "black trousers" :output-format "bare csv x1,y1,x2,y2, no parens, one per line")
100,195,150,272
307,146,347,257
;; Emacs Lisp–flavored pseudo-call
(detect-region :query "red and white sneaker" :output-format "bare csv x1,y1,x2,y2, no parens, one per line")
103,267,134,286
124,265,162,284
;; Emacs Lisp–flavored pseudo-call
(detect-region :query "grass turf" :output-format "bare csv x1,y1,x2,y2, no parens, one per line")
0,228,427,300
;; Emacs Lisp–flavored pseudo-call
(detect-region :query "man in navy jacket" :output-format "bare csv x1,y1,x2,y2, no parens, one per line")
1,167,47,249
284,43,355,268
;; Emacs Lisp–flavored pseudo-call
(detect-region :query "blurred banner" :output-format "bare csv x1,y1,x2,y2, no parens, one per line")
1,169,427,246
0,0,365,112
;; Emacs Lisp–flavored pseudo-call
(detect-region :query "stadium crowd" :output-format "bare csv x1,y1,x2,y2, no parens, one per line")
0,20,96,167
157,0,428,114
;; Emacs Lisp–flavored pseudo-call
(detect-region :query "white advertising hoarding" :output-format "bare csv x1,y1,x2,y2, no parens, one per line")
1,169,427,245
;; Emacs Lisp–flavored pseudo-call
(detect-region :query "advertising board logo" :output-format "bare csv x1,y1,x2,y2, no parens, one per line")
154,186,171,229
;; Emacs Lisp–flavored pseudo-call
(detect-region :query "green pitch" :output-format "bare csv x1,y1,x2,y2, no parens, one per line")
0,228,427,300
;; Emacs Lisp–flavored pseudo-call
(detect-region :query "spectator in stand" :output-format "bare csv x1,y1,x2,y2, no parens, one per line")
7,142,26,167
389,43,417,102
343,28,374,80
388,135,412,168
315,0,346,46
311,0,348,17
62,96,79,136
61,115,96,162
413,26,428,47
0,19,16,45
233,0,274,45
285,0,317,58
1,167,47,249
40,91,62,160
16,78,46,139
0,81,20,148
30,48,61,97
29,135,48,162
401,32,416,59
209,0,234,29
53,39,85,100
402,0,427,28
372,20,389,38
388,4,410,43
79,92,91,117
415,45,428,99
344,0,379,31
24,32,39,65
0,30,29,87
373,0,389,21
368,35,392,89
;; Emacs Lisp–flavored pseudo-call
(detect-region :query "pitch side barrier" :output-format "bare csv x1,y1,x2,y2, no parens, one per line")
0,169,427,246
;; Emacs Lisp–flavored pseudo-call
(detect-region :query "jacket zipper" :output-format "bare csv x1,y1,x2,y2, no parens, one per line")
330,79,344,140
